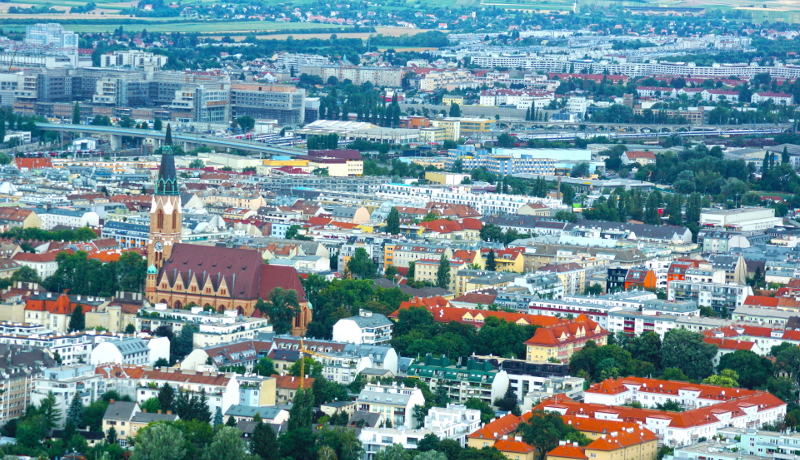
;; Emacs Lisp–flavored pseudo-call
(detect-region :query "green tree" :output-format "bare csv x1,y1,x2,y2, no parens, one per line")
252,357,276,377
72,102,81,124
10,266,41,284
66,391,84,426
485,249,496,271
251,414,279,460
374,444,412,460
289,387,314,432
436,254,451,289
154,118,163,131
130,423,186,460
213,407,223,427
717,349,773,389
783,146,790,164
660,329,717,381
106,426,118,444
236,116,256,132
449,103,461,118
157,383,175,412
702,369,739,388
494,386,520,415
643,191,662,225
125,324,137,334
257,287,301,335
141,397,161,413
68,305,85,332
465,398,494,425
554,210,577,223
225,415,237,427
385,265,399,279
189,159,204,168
347,247,377,279
386,207,400,235
520,410,589,460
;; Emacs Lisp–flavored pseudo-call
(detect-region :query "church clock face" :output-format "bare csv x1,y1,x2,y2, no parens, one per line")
154,241,163,252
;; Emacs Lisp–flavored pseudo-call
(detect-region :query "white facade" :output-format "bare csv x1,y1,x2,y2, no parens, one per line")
356,384,426,428
31,364,107,426
332,310,393,346
360,404,481,460
36,209,100,231
699,207,782,232
89,336,169,366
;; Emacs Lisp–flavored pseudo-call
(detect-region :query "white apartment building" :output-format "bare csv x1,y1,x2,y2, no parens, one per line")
33,208,100,230
360,404,481,460
668,269,753,315
31,364,107,426
89,336,169,367
135,305,273,348
332,310,393,346
97,364,240,415
356,384,426,428
376,184,564,215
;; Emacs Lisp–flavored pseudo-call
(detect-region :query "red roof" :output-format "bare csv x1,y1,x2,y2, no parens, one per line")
524,319,607,347
391,303,565,328
493,439,535,454
547,444,588,459
15,157,52,169
743,295,779,307
467,413,525,440
624,151,657,159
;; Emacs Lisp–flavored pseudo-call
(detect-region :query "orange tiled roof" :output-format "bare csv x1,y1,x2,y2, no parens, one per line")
524,320,608,346
272,374,314,390
391,304,565,328
547,444,588,459
467,413,525,440
587,429,658,451
493,438,535,454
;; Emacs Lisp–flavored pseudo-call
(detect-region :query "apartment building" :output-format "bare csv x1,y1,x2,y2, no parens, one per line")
525,319,609,363
0,344,57,423
667,268,753,315
229,84,306,125
31,364,107,426
406,355,509,406
383,243,452,269
332,310,393,346
301,65,403,87
356,383,426,428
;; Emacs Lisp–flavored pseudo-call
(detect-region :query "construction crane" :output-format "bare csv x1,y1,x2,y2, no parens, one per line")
298,337,329,388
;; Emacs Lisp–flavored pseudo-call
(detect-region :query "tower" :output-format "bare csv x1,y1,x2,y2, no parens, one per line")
146,124,182,301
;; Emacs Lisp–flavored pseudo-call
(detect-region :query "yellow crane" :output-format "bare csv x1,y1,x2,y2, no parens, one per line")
298,337,329,388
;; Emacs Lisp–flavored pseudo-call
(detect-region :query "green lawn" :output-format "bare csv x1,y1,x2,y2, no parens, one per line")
0,19,352,34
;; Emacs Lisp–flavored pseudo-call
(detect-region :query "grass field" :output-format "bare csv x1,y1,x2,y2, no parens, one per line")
203,26,437,41
0,19,350,34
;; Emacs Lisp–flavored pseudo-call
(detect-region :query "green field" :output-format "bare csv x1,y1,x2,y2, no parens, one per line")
0,19,351,34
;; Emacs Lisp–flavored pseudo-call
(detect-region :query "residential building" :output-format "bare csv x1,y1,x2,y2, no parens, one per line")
32,364,107,426
273,374,314,404
621,151,657,165
547,431,658,460
667,269,753,315
134,305,273,348
524,318,609,363
0,344,56,423
89,336,170,367
332,310,393,346
96,364,240,415
229,84,306,125
406,355,509,406
537,263,587,296
356,383,426,428
101,400,140,446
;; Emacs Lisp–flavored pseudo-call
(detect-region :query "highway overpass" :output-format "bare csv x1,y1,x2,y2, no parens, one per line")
35,123,307,157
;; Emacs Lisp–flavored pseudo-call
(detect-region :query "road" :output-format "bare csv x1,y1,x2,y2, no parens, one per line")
35,123,307,157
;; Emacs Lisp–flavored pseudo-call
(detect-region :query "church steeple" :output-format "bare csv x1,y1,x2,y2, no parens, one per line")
155,123,179,195
147,122,183,303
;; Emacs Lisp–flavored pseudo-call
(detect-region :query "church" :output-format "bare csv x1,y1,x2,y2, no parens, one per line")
144,137,312,335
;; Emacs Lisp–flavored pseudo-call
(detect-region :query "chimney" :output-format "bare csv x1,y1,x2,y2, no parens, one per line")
157,410,162,414
142,409,147,413
167,410,172,415
109,399,115,404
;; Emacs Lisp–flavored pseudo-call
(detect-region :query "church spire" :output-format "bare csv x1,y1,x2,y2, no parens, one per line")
156,123,178,195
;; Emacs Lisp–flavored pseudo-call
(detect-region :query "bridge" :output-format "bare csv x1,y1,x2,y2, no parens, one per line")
35,123,307,157
496,120,792,134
